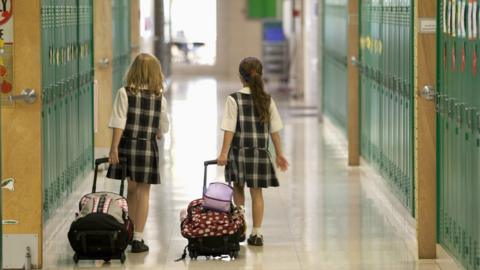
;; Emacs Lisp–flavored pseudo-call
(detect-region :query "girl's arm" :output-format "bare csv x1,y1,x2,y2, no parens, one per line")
109,128,124,164
217,131,234,166
157,95,170,140
271,132,289,171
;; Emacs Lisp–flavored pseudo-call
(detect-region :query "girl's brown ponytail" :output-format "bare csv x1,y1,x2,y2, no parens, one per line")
239,57,271,123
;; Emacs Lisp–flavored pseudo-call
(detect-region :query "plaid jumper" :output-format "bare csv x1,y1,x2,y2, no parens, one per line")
225,92,279,188
107,88,162,184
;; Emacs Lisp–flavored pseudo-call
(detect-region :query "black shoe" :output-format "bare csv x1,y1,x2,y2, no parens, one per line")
247,234,263,246
131,240,149,253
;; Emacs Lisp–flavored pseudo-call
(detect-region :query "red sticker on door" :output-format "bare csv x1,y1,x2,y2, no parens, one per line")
452,45,456,71
461,45,466,72
444,46,447,70
474,47,478,76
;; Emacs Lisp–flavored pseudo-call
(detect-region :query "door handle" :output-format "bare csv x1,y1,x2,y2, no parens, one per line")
420,85,435,101
8,89,37,104
97,57,110,69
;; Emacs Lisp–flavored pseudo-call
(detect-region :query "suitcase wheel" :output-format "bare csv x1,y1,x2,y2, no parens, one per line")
73,253,79,264
120,252,126,264
229,251,239,259
189,251,198,260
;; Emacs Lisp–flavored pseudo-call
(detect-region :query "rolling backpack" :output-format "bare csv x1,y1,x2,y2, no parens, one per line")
68,158,133,264
177,160,245,261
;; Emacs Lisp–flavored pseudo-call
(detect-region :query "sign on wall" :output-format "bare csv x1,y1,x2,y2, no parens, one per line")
0,0,13,94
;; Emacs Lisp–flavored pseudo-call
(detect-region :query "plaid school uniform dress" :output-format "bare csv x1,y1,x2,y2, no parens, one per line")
225,92,279,188
107,88,162,184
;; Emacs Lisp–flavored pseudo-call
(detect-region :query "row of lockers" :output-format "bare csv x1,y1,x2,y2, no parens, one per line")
359,0,414,215
41,0,95,220
321,1,479,269
322,2,348,132
40,0,131,221
112,0,131,94
438,1,480,269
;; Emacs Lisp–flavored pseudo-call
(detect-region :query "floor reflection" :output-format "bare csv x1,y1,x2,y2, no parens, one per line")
42,76,457,270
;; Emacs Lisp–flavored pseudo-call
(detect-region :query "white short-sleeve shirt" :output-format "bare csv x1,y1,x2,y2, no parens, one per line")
109,87,170,134
221,87,283,133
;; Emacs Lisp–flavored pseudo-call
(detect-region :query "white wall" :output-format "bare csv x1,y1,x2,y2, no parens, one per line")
172,0,263,78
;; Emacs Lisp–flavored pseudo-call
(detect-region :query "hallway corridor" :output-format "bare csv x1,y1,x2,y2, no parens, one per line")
42,77,458,270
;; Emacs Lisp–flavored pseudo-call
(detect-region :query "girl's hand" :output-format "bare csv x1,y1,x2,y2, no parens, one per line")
109,148,120,165
156,133,163,140
276,155,289,171
217,152,228,166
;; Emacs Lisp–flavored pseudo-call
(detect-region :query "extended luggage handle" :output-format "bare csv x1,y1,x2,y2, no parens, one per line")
203,159,231,195
93,157,127,196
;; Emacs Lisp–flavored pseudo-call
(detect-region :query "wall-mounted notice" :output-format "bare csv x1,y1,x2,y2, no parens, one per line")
419,18,437,34
0,0,13,94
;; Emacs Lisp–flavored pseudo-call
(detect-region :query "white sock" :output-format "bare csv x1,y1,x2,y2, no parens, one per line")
251,227,261,236
133,231,143,241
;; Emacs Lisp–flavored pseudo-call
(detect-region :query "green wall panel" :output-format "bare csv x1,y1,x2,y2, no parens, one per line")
322,0,348,133
359,0,414,215
437,1,480,269
41,0,94,221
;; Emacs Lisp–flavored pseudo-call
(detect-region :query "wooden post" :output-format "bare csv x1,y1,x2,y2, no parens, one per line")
131,0,140,59
348,0,360,166
94,0,113,148
416,0,437,259
1,0,43,267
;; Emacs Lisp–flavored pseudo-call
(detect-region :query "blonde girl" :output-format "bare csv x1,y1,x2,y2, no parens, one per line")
108,53,169,253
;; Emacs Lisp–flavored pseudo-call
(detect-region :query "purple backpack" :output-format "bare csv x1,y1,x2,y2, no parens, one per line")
201,160,234,212
202,182,233,212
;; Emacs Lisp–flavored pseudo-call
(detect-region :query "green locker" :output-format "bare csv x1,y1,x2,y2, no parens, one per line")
248,0,277,19
41,0,94,221
112,0,130,95
437,1,480,269
359,0,414,215
322,0,348,134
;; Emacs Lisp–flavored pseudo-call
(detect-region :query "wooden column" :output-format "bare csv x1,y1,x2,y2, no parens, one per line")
347,0,360,166
94,0,113,148
416,0,437,259
1,0,43,267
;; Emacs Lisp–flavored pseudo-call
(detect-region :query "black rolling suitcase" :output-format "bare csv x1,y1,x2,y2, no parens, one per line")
68,158,133,264
177,160,245,261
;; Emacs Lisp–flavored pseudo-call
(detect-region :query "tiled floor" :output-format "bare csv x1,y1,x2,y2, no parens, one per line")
42,76,461,269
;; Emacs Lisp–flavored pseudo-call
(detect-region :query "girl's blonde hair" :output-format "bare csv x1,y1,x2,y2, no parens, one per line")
125,53,164,95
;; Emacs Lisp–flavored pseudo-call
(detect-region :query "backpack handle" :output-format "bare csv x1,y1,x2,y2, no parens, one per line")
203,159,232,195
93,157,127,196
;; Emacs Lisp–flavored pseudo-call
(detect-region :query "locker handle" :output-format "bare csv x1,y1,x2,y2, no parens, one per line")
435,93,446,113
465,107,475,129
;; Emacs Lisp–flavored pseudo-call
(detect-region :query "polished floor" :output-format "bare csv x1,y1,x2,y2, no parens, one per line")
43,76,461,269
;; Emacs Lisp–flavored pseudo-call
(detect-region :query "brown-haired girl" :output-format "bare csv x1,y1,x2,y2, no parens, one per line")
108,53,169,253
217,57,289,246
